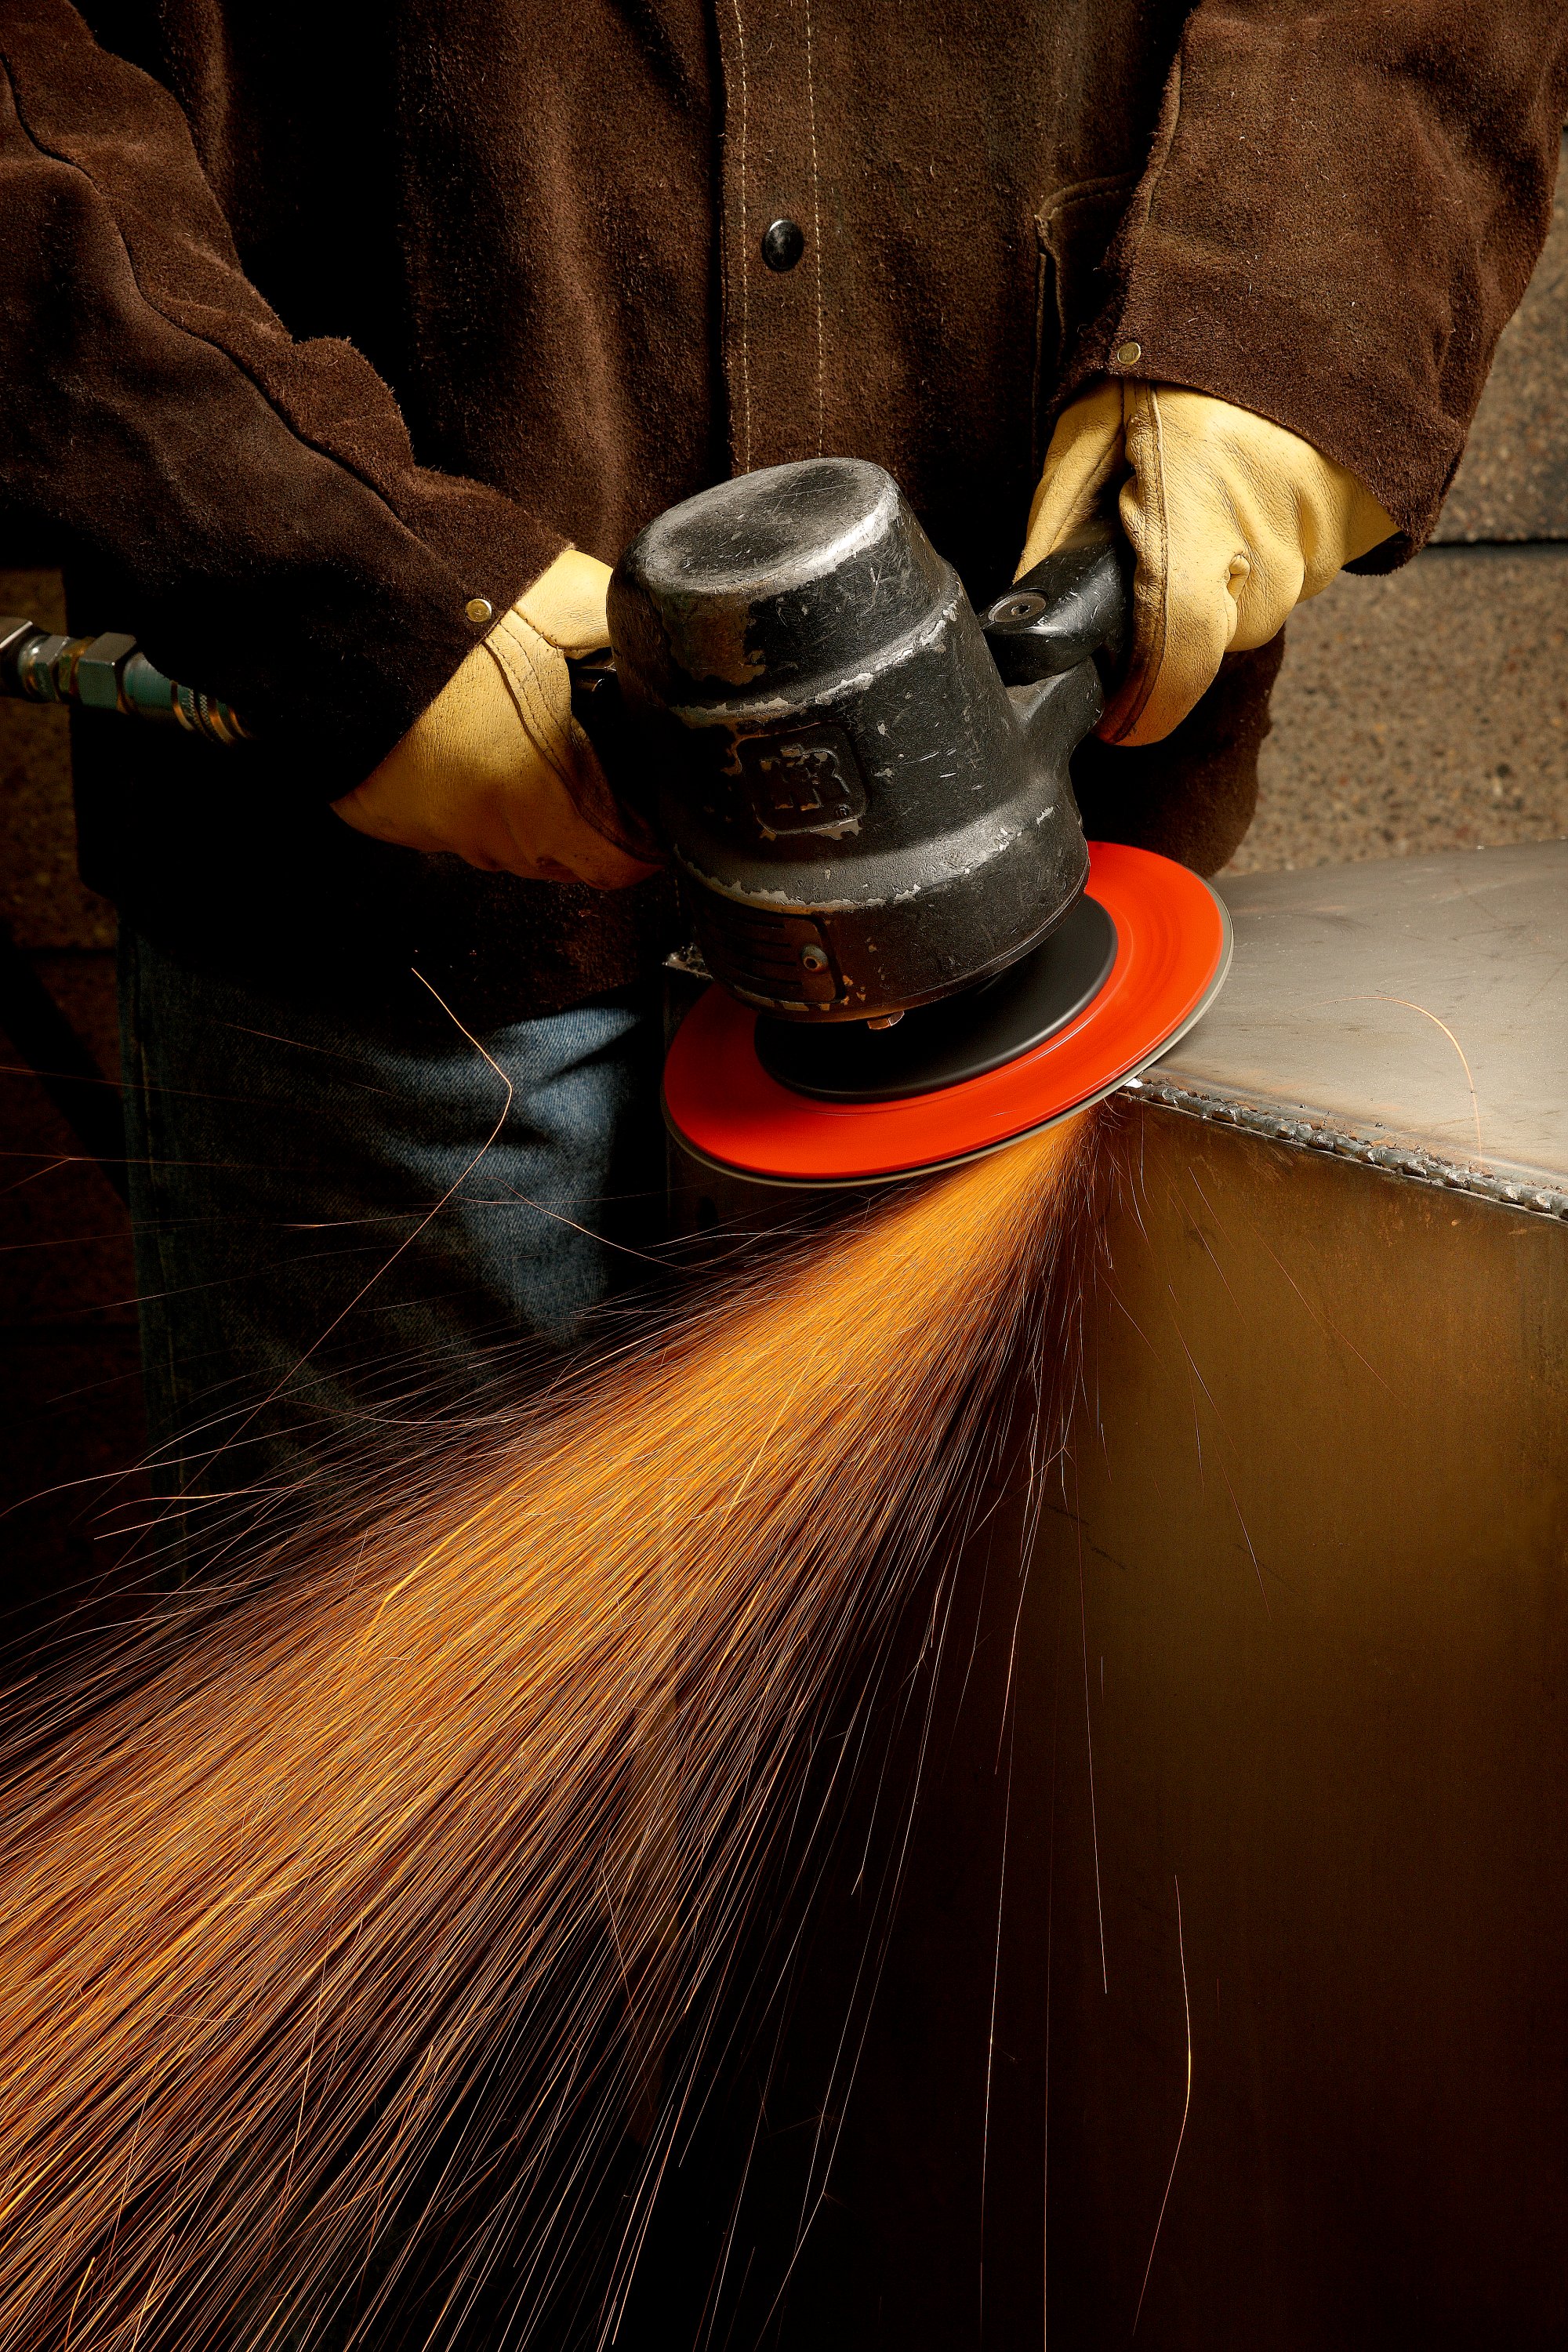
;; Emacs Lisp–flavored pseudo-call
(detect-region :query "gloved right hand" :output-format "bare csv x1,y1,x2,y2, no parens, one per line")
332,550,658,887
1019,382,1396,746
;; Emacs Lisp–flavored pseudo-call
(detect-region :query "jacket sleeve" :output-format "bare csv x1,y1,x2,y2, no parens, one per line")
0,0,568,795
1054,0,1568,565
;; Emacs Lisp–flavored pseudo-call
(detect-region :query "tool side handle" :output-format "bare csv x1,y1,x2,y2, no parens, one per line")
976,524,1131,688
566,653,659,819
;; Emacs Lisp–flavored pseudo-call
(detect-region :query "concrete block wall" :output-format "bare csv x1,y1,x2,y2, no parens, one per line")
1232,132,1568,873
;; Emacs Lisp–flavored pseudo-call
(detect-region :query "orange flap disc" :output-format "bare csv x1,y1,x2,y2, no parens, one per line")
662,842,1230,1186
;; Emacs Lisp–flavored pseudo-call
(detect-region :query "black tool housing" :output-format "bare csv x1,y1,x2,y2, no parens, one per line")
607,459,1126,1024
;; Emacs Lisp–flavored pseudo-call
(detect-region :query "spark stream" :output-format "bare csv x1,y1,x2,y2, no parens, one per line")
0,1114,1095,2351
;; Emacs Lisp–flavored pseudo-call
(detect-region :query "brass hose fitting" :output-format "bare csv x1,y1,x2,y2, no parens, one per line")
0,618,249,746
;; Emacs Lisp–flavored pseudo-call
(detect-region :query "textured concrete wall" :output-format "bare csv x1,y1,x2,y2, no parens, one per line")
1433,140,1568,547
1237,132,1568,873
1232,544,1568,873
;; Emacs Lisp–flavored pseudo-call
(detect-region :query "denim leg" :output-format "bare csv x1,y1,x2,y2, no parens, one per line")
118,929,664,1549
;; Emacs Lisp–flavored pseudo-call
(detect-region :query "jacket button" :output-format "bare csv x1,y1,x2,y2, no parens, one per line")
761,218,806,272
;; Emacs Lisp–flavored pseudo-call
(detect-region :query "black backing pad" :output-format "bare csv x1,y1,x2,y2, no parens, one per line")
755,890,1118,1104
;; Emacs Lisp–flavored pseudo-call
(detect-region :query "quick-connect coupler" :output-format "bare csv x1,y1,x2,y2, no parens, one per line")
0,618,249,746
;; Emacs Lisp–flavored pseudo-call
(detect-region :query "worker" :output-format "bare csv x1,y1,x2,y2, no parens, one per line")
2,2,1564,1549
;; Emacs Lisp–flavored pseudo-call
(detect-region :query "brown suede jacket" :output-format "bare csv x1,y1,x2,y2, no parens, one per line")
1,0,1564,1017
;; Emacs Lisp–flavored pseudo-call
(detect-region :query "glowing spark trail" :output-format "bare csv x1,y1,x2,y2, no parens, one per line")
0,1114,1097,2352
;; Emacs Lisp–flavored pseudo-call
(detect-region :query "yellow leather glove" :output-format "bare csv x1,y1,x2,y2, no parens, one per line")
332,550,656,887
1018,381,1397,746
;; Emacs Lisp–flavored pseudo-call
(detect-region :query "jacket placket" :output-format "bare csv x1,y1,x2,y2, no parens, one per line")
713,0,829,475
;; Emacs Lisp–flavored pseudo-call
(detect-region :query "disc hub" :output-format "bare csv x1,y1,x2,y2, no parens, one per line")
756,891,1116,1102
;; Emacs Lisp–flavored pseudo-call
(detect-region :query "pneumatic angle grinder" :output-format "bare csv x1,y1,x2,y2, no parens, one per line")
0,459,1229,1186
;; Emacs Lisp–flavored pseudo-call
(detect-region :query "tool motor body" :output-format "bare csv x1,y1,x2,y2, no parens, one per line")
608,459,1123,1027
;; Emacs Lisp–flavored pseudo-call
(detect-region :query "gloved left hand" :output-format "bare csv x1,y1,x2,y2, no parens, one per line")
333,550,658,887
1018,381,1397,746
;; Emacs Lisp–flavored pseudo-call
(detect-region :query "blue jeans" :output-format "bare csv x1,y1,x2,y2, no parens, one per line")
118,929,665,1559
